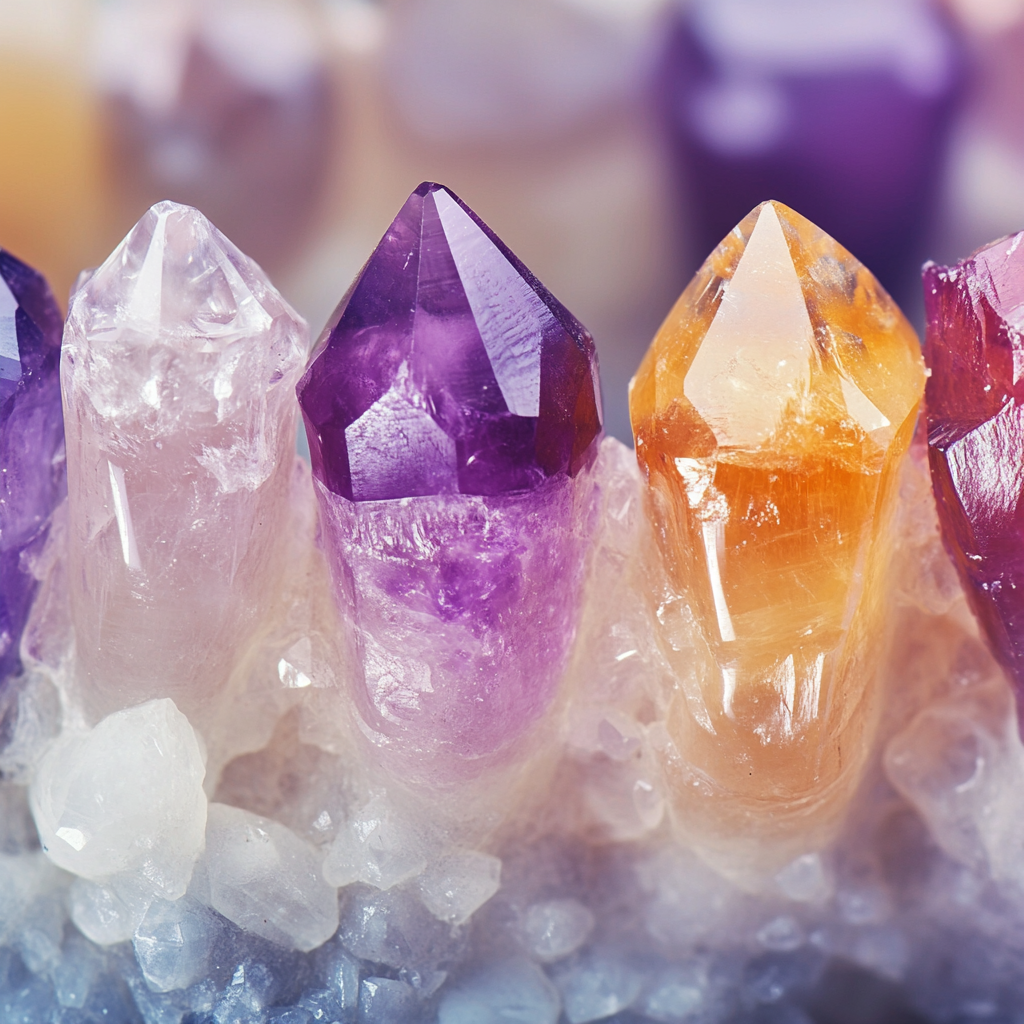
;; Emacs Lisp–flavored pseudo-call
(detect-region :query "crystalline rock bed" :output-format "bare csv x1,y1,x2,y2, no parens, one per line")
3,184,1024,1023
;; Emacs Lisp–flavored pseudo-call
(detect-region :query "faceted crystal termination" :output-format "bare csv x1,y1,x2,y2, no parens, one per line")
298,182,603,787
924,233,1024,714
62,201,308,724
0,250,65,685
630,201,924,867
298,181,602,502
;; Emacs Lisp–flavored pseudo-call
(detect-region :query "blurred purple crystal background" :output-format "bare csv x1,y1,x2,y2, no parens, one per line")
5,0,1023,441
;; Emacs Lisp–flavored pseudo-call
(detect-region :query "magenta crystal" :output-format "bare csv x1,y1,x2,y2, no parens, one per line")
0,250,65,685
925,235,1024,706
298,182,603,786
297,181,602,502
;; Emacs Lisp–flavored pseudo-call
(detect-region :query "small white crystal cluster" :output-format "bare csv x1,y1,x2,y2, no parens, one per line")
1,204,1022,1023
3,428,1024,1024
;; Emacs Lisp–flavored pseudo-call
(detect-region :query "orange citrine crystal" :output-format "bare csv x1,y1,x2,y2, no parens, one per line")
630,201,925,875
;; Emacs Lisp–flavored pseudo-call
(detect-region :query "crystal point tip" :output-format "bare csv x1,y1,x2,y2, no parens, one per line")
297,182,602,502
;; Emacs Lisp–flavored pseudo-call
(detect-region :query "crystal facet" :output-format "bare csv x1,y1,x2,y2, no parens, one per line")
0,249,65,687
630,200,925,870
61,201,308,725
924,233,1024,712
298,181,602,502
298,182,602,788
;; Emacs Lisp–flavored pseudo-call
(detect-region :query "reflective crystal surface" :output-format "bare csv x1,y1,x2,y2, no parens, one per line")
298,182,603,788
298,181,602,502
61,201,308,724
0,249,65,686
924,232,1024,712
630,200,925,868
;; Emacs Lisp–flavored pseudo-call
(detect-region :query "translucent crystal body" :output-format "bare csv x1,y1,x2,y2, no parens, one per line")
298,182,602,787
61,201,308,724
924,232,1024,711
630,201,925,868
0,250,65,687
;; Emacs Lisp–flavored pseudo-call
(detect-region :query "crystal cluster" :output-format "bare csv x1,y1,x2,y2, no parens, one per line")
6,185,1024,1024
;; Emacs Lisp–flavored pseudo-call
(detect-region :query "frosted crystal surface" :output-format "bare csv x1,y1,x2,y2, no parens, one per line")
133,897,223,994
438,959,561,1024
521,899,596,962
201,803,339,952
29,699,206,897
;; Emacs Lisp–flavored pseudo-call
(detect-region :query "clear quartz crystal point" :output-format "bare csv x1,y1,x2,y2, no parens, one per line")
61,200,308,725
298,182,603,792
630,201,925,879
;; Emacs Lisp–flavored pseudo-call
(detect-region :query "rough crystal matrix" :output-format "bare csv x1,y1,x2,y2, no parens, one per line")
924,233,1024,714
61,201,308,725
630,200,925,868
298,181,602,787
0,249,65,687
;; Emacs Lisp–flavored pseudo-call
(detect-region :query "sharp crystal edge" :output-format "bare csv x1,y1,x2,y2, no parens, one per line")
629,200,926,879
924,232,1024,719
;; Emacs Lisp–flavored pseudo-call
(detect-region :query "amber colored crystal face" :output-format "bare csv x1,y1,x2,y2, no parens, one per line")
630,201,925,859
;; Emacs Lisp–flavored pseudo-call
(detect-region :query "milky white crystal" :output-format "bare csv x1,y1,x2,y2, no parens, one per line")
199,802,339,952
30,698,207,897
60,201,308,728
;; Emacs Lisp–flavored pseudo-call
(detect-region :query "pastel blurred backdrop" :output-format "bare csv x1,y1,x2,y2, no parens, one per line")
0,0,1021,441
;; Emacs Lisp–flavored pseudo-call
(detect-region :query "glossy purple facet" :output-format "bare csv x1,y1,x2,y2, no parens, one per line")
659,0,964,308
925,234,1024,710
297,182,602,501
0,250,65,685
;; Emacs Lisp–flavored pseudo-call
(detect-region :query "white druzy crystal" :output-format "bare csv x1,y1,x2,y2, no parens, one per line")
29,699,207,896
200,803,339,952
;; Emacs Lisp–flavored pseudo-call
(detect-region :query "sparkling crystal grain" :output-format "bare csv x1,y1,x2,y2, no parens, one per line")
298,182,603,788
630,201,925,869
0,250,65,686
924,233,1024,713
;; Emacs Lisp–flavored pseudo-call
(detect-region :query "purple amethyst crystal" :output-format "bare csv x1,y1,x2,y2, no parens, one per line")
0,250,65,686
298,181,602,502
658,0,964,308
298,182,603,786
